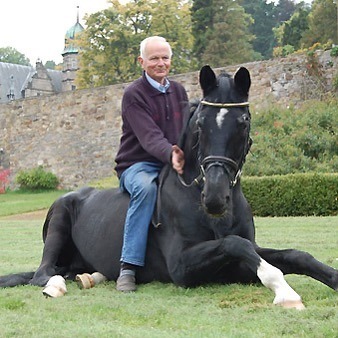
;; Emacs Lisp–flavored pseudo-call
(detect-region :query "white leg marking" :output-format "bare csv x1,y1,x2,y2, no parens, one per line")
216,108,229,128
257,259,305,310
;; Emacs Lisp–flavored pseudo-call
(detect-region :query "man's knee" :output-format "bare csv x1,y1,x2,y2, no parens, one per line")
136,179,157,198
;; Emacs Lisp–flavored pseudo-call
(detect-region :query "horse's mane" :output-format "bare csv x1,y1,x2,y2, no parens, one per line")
177,98,200,149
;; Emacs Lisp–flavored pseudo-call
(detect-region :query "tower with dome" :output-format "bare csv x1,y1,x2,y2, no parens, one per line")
62,7,84,92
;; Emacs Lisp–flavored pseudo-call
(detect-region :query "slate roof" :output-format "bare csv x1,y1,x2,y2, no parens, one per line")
0,62,62,103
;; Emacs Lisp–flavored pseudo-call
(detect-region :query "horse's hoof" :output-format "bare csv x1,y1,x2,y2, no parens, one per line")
91,272,107,284
42,275,67,298
76,273,94,289
276,300,305,310
76,272,107,289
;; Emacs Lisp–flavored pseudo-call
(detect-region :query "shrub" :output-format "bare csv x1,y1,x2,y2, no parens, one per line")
245,100,338,176
16,166,59,191
242,173,338,216
330,46,338,57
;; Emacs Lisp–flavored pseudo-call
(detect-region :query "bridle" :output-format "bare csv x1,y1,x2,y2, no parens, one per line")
177,99,251,188
200,100,250,108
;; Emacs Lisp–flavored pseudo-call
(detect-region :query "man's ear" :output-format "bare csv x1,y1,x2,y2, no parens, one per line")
138,56,144,68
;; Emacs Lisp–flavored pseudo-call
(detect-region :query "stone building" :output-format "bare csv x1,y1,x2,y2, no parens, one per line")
0,12,83,104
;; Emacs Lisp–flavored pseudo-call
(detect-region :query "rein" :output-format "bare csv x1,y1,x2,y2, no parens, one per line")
177,99,250,188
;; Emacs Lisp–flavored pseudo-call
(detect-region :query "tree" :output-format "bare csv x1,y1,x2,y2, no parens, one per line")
200,0,255,67
273,0,297,24
191,0,214,60
282,7,310,50
0,47,30,66
45,61,56,70
240,0,277,59
76,0,196,89
301,0,337,47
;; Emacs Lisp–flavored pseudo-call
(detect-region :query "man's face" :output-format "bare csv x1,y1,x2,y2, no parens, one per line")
138,41,171,84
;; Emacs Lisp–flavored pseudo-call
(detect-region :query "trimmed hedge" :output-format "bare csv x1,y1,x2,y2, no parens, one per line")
241,173,338,216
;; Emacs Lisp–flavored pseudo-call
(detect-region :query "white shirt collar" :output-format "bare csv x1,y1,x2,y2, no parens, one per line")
145,72,170,93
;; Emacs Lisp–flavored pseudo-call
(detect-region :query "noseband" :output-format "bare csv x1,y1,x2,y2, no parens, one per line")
178,99,250,188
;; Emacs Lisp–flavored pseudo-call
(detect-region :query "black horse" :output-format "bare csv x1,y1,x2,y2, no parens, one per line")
1,66,337,309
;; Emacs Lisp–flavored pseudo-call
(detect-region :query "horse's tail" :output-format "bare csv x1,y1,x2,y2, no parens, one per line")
0,272,35,287
42,200,56,242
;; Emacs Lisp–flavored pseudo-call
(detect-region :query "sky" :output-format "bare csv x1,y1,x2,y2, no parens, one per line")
0,0,111,65
0,0,312,66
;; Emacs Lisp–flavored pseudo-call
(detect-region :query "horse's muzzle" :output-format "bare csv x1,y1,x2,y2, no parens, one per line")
201,166,231,216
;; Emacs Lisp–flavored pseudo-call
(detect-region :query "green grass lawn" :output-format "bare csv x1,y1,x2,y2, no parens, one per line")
0,190,67,217
0,192,337,337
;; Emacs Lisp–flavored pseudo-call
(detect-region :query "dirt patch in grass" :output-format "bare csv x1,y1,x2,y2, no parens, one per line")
0,209,48,221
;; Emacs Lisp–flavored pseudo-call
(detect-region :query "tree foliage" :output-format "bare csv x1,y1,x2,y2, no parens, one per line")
240,0,277,60
273,2,311,52
191,0,213,60
281,7,310,50
273,0,297,23
0,47,30,66
76,0,196,88
191,0,255,67
301,0,337,47
75,0,338,89
44,61,56,70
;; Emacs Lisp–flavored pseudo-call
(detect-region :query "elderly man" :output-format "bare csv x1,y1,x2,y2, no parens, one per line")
114,36,188,292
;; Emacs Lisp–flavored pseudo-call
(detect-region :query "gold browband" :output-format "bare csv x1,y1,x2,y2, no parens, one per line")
200,100,249,108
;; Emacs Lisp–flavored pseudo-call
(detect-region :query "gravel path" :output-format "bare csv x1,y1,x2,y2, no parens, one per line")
0,209,48,220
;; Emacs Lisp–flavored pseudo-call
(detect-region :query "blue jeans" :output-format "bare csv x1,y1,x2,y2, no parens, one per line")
119,161,163,266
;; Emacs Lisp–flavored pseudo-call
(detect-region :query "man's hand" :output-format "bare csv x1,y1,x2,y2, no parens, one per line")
172,145,185,175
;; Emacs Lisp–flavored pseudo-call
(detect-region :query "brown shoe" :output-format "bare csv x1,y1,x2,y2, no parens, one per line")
116,274,136,292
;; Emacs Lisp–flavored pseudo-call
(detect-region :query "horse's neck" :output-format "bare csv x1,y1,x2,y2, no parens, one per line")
179,116,201,183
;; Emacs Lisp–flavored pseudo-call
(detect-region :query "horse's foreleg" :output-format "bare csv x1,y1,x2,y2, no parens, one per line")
30,208,72,287
255,246,338,291
168,235,304,309
42,275,67,298
257,258,304,309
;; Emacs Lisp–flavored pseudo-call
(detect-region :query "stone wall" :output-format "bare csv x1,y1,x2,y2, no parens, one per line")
0,51,337,189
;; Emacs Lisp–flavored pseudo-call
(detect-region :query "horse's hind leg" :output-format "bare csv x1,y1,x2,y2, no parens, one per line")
75,272,107,289
0,272,35,287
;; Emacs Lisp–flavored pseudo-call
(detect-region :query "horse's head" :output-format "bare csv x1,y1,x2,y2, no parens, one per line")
195,65,252,216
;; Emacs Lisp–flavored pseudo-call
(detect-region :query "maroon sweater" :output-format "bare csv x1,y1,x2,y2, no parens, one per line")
115,72,188,177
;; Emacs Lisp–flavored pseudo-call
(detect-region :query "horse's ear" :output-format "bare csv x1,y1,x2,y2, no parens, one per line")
234,67,251,95
199,65,217,96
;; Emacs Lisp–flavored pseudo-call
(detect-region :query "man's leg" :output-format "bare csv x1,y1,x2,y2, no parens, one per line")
117,162,162,292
